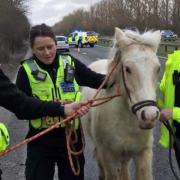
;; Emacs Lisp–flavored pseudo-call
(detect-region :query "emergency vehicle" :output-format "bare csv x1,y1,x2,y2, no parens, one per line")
67,31,98,48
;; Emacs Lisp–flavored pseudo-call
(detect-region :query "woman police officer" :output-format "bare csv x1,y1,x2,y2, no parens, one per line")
16,23,105,180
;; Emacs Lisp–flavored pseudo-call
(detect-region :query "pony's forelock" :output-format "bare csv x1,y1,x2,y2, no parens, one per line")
123,29,161,52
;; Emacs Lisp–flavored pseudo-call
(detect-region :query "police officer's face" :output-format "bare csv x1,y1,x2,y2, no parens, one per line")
32,36,57,64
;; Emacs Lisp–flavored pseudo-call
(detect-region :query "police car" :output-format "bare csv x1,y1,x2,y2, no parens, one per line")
67,31,98,48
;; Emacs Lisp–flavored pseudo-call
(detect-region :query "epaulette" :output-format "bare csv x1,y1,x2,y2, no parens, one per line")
20,58,33,65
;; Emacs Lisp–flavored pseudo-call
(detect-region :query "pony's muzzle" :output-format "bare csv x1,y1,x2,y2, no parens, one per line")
136,106,160,129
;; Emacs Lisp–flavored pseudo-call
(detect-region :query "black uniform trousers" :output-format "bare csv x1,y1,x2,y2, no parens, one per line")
173,121,180,169
25,128,85,180
173,83,180,169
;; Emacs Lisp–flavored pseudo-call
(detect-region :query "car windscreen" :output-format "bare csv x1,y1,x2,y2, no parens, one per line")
56,37,66,41
87,31,96,36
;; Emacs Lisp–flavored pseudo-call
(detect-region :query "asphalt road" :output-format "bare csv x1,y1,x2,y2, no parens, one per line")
0,45,179,180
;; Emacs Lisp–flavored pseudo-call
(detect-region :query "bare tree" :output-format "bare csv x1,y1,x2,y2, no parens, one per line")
0,0,30,63
52,0,179,36
172,0,180,32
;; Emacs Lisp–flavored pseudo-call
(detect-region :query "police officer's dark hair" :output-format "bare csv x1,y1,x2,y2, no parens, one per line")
30,23,57,47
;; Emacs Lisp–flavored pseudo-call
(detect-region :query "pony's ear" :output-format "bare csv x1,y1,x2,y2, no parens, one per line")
148,30,161,53
115,27,132,50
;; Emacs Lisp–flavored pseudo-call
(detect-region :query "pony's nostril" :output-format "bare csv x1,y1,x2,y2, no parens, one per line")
155,111,159,119
141,110,146,121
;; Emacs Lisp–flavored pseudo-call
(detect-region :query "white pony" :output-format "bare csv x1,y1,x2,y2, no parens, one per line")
82,28,161,180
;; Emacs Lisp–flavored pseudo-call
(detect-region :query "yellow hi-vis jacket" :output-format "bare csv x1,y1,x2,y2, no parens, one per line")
68,36,72,44
22,55,81,129
0,123,10,152
159,50,180,148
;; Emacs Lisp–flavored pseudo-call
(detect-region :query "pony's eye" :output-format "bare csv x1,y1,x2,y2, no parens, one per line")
125,67,131,74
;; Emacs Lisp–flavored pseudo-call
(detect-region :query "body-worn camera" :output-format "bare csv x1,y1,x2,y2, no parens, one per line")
64,63,75,83
173,70,180,85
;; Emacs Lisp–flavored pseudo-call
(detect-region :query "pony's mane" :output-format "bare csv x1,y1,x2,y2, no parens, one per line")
123,29,161,51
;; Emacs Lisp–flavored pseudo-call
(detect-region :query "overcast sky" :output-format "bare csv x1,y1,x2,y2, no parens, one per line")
26,0,102,26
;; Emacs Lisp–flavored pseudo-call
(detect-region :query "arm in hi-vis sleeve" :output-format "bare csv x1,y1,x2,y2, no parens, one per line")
173,107,180,123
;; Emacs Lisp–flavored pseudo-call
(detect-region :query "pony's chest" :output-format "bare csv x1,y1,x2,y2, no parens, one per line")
106,119,153,152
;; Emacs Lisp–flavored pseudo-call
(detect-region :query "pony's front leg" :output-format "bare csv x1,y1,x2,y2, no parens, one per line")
117,160,130,180
134,148,153,180
103,158,129,180
99,158,117,180
93,148,105,180
97,150,118,180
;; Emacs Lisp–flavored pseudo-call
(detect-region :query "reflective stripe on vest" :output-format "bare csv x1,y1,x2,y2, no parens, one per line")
23,55,81,129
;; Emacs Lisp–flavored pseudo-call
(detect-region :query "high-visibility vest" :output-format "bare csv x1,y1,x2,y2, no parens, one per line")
75,35,79,43
68,36,72,44
159,50,180,148
82,36,86,44
76,35,86,45
22,55,81,129
0,123,10,153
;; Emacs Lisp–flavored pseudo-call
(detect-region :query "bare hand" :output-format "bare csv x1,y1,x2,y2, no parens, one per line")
160,108,172,122
64,101,90,117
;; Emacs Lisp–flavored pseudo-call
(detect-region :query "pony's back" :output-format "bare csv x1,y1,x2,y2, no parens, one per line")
88,59,108,74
